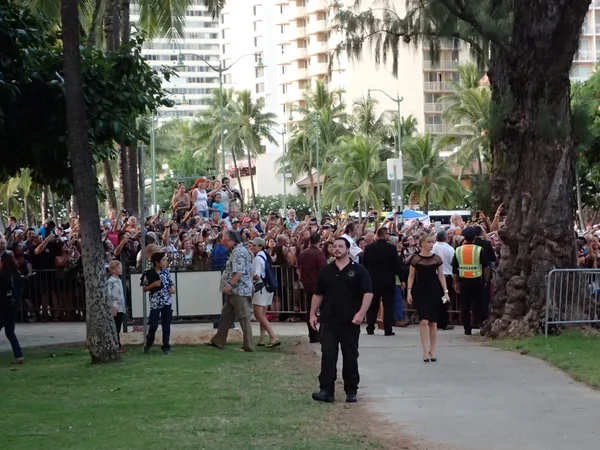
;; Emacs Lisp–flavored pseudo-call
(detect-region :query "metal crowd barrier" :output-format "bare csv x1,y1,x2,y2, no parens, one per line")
271,265,306,316
545,269,600,336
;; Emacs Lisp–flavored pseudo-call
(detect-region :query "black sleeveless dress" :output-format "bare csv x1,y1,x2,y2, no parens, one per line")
410,254,443,322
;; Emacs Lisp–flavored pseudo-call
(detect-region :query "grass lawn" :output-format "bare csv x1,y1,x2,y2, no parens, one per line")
491,331,600,389
0,343,382,450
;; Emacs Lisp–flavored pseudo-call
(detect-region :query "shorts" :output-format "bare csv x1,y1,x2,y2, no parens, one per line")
252,289,273,307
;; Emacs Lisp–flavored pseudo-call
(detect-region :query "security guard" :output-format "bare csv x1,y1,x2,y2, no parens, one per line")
309,237,373,404
452,227,490,335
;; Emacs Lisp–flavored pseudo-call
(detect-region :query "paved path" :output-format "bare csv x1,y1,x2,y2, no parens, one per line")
3,323,600,449
358,328,600,450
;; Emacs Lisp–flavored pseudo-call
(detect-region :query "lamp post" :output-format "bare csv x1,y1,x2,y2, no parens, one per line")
273,126,288,212
367,88,404,221
177,52,264,177
311,113,321,221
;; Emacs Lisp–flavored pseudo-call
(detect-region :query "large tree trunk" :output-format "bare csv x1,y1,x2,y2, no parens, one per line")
85,0,104,48
119,0,131,45
103,160,118,211
247,151,256,207
61,0,120,363
117,145,131,214
483,0,589,338
103,0,120,52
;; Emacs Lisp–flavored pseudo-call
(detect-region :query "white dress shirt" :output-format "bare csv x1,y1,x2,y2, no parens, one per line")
432,241,455,276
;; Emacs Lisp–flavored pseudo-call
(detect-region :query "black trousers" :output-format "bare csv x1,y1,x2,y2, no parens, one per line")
319,322,360,395
146,306,173,351
366,284,395,333
459,279,485,332
114,312,124,348
304,292,319,342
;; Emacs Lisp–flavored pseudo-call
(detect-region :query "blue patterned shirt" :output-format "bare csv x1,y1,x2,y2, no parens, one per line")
219,244,253,297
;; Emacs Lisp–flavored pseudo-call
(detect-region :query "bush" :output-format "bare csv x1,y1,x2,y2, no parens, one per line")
252,194,313,218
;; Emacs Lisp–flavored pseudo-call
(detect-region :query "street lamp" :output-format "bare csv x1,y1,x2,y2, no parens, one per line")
176,52,264,177
367,88,404,221
311,112,321,221
273,126,288,212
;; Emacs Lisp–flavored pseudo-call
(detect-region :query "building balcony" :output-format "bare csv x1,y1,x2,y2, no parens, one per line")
308,62,328,77
288,26,306,40
288,66,309,82
423,60,459,70
277,31,290,45
275,0,289,5
307,0,327,13
307,20,327,35
288,46,308,61
287,5,308,21
308,40,328,55
422,38,460,50
424,102,447,113
595,0,600,8
275,14,289,26
574,50,593,62
423,81,454,92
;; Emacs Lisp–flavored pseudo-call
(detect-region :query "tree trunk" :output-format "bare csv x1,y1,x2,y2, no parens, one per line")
85,0,104,48
49,189,57,221
61,0,120,363
231,150,244,211
477,151,483,178
483,0,589,338
70,195,79,214
424,191,429,215
119,0,131,45
247,151,256,207
103,0,120,52
307,172,316,214
575,165,585,230
117,145,131,214
41,186,49,220
126,144,139,217
103,160,118,211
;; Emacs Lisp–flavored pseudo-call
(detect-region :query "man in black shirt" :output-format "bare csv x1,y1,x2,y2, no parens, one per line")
309,238,373,403
363,227,403,336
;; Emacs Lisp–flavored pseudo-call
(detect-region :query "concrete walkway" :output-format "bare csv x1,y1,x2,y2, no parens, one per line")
358,327,600,450
2,323,600,449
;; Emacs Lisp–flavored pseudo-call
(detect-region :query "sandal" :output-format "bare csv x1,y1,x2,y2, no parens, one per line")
235,347,254,352
257,343,265,347
204,342,223,350
266,340,281,348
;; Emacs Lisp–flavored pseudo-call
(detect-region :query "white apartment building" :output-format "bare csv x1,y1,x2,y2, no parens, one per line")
131,1,221,120
571,1,600,82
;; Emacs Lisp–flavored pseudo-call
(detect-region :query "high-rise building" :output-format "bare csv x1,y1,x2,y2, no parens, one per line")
571,2,600,82
130,1,221,121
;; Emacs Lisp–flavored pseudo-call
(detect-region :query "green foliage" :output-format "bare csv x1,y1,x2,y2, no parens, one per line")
252,194,313,218
402,134,465,213
464,175,492,216
322,135,390,214
0,2,173,195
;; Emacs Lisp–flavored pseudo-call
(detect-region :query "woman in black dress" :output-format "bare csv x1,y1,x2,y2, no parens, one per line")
406,234,449,362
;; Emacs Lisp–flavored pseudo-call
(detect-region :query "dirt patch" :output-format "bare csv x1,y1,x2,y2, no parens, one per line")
285,339,434,450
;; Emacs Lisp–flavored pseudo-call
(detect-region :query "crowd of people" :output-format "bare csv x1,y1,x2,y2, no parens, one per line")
0,174,507,366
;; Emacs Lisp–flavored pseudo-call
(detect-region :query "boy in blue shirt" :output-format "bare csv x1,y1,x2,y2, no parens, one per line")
142,252,175,354
210,193,225,219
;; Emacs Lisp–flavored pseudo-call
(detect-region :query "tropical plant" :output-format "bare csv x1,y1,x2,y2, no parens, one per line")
439,63,491,177
322,135,390,218
253,194,313,219
402,134,464,214
223,90,278,206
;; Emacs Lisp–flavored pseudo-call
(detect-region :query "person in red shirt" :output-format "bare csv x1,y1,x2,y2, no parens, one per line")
297,232,326,343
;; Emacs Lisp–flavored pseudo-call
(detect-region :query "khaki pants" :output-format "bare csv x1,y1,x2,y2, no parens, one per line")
211,294,253,350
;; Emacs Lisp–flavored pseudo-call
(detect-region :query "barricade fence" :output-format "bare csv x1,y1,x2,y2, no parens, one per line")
545,269,600,336
16,264,470,325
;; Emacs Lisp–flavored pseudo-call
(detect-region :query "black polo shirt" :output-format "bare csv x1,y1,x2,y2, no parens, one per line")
314,260,373,324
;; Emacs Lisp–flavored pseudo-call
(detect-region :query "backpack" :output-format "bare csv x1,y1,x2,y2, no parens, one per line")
257,252,278,293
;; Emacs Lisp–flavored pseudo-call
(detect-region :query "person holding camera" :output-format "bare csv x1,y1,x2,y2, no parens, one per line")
171,183,190,223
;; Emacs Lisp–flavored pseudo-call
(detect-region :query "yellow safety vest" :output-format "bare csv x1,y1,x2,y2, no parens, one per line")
456,244,483,279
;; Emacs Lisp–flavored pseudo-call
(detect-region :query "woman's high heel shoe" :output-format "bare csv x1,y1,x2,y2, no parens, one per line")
429,352,437,362
423,354,430,363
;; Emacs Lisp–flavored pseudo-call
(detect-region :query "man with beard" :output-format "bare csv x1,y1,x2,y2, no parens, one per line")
309,238,373,403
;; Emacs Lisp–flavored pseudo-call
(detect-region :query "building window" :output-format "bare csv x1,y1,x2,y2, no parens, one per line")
254,36,263,47
253,4,262,16
256,82,265,93
255,67,264,78
254,20,263,32
282,85,288,94
222,44,229,54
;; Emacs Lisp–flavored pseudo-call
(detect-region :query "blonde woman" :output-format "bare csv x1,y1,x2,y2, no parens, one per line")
448,214,465,236
407,234,449,363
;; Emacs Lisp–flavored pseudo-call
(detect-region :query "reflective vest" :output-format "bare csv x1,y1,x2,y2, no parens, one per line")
456,244,483,279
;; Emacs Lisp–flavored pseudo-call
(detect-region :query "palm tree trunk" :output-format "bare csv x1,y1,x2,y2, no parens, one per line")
126,143,139,217
307,172,316,214
477,151,483,177
104,0,120,52
103,160,118,211
24,196,31,227
41,186,49,220
85,0,104,48
424,191,430,215
61,0,120,364
119,0,131,45
247,151,256,207
231,150,244,211
117,145,131,214
49,189,57,221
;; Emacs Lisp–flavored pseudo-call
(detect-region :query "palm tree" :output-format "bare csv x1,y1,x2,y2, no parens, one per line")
439,63,491,176
402,134,464,214
323,135,390,218
223,90,278,206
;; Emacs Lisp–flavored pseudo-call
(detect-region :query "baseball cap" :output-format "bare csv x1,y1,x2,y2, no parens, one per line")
251,237,266,247
232,218,240,223
462,227,477,240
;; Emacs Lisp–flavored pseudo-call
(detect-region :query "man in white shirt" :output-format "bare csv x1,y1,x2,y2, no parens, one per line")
432,229,455,330
341,222,363,263
286,209,300,232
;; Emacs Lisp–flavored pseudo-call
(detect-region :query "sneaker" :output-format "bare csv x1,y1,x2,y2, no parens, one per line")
312,390,335,403
143,345,151,354
10,359,24,365
345,392,357,403
162,349,171,355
